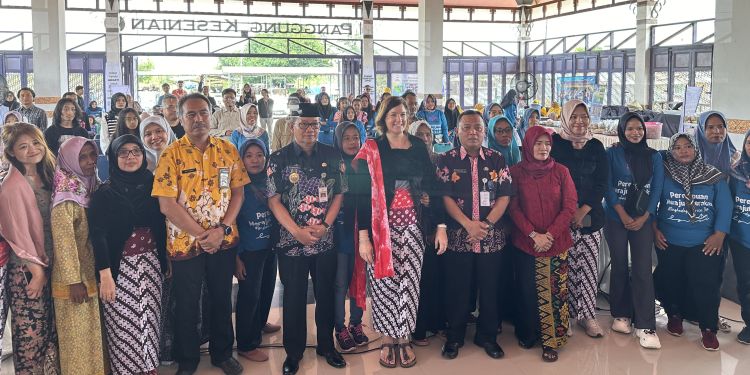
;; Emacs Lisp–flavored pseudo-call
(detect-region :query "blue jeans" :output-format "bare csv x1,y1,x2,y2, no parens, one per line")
334,252,363,330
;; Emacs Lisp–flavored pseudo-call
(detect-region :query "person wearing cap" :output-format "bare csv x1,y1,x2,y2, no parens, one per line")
266,101,346,375
271,94,302,152
172,80,187,99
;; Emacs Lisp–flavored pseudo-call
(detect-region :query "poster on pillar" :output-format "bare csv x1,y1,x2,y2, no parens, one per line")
105,62,124,107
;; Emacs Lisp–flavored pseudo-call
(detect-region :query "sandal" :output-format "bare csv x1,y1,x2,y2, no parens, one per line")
542,346,558,363
398,343,417,368
379,344,399,368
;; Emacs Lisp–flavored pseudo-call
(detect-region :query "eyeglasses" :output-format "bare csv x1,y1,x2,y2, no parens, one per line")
117,149,143,159
494,127,513,134
297,121,320,131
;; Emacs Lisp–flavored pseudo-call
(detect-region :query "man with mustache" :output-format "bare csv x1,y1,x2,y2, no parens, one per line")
152,93,249,375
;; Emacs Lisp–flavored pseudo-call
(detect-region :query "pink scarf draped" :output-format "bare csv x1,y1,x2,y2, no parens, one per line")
0,166,49,266
558,99,593,148
350,139,395,309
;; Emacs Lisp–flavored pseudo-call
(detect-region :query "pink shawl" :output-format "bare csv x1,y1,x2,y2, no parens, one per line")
0,166,49,266
558,99,593,147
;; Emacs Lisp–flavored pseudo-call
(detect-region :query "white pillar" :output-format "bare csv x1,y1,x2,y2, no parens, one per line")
104,0,123,106
31,0,67,108
634,0,657,106
361,0,375,102
713,0,750,121
418,0,444,102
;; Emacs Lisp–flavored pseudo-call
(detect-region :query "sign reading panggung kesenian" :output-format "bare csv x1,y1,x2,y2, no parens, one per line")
127,17,357,36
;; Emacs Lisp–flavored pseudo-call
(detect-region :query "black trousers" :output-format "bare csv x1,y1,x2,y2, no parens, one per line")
172,248,237,370
604,218,657,330
443,250,502,345
513,247,541,345
414,242,445,340
729,239,750,326
235,249,278,352
655,243,724,331
277,249,337,360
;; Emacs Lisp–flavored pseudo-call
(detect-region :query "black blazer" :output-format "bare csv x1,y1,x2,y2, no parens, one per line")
88,178,168,281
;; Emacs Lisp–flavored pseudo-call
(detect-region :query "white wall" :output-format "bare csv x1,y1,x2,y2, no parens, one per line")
712,0,750,120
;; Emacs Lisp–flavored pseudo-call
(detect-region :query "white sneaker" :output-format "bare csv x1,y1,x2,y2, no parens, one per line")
636,329,662,349
612,318,633,334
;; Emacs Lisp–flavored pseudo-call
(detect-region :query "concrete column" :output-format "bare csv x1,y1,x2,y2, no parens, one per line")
713,0,750,121
104,0,123,107
31,0,67,115
634,0,657,105
417,0,444,102
361,1,375,102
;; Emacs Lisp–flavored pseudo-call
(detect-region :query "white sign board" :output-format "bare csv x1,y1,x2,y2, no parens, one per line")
680,86,703,133
105,62,123,109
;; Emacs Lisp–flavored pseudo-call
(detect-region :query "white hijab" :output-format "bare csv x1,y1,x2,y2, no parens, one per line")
139,115,177,172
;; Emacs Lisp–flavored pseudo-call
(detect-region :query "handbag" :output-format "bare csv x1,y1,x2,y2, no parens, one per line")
624,183,649,217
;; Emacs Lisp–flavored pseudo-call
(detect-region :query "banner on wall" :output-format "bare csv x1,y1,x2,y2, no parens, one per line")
680,86,703,133
557,76,597,105
390,74,418,97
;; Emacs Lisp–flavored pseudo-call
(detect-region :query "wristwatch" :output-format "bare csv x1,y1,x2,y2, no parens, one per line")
529,231,538,239
321,221,331,231
219,223,232,236
482,219,494,227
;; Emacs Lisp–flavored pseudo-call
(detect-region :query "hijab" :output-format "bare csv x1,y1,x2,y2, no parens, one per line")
731,130,750,184
483,103,501,123
52,137,99,208
239,103,264,138
617,112,655,186
239,138,269,202
421,94,438,113
559,99,593,147
518,126,556,178
519,107,540,141
444,98,459,131
487,116,521,167
336,121,365,172
108,92,127,120
2,93,19,110
499,89,518,127
2,110,23,125
105,135,154,217
696,110,736,174
316,93,334,120
139,115,176,172
663,133,724,222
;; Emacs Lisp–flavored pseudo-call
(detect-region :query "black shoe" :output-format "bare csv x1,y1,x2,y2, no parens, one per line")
317,350,346,368
738,326,750,345
475,340,505,359
441,342,461,359
282,357,300,375
518,338,537,349
213,358,243,375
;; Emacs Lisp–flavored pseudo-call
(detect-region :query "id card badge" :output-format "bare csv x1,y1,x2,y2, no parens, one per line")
480,178,491,207
480,191,491,207
219,168,230,189
318,185,329,203
318,173,328,203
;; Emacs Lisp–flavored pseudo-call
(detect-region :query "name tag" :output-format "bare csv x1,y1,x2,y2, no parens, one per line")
480,191,491,207
219,168,230,189
318,186,329,203
181,168,197,174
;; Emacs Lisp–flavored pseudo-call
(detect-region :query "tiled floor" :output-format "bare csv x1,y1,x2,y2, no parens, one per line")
2,297,748,374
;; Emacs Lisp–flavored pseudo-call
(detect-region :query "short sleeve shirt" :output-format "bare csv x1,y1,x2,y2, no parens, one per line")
436,146,513,253
267,142,344,256
152,136,250,260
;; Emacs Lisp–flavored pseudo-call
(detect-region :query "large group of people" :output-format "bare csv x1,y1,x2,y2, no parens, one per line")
0,79,748,375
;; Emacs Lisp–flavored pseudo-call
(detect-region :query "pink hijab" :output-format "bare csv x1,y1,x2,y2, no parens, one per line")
558,99,593,148
52,137,99,208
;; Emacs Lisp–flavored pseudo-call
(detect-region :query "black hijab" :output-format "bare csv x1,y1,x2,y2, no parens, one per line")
444,98,459,131
316,93,334,120
106,134,155,223
108,92,127,120
239,138,269,202
617,112,655,186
